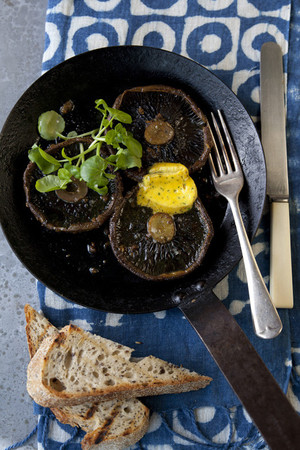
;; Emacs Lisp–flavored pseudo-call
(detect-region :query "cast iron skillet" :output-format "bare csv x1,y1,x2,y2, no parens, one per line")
0,46,262,312
0,47,299,447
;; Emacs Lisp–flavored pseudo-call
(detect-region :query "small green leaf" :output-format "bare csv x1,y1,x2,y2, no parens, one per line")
124,136,143,157
38,110,65,140
106,106,132,124
116,151,142,169
88,184,108,195
61,147,72,162
114,122,127,137
104,118,111,127
57,168,72,181
124,153,142,169
94,99,109,117
105,124,130,149
80,155,108,185
63,162,81,178
35,175,68,192
67,131,78,138
95,99,108,110
28,145,61,174
39,148,61,166
115,152,127,170
104,172,116,180
104,129,116,146
106,154,118,164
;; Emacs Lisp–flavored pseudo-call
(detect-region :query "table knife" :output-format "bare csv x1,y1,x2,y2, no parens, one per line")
260,42,293,308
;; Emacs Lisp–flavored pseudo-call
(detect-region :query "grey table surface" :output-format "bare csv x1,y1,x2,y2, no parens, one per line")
0,0,48,448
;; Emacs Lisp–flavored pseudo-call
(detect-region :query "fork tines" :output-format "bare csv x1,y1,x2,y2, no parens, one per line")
208,110,241,178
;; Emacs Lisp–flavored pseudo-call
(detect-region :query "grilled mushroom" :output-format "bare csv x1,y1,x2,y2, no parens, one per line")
112,85,213,180
23,137,122,233
109,187,213,281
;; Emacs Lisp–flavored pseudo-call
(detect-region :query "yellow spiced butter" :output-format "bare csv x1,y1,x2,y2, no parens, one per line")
137,162,197,214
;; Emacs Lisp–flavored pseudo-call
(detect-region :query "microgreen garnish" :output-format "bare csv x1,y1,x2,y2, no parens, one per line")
29,99,142,195
28,144,61,174
38,110,65,140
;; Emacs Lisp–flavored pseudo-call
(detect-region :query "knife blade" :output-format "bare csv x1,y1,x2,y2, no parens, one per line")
180,291,300,449
260,42,293,308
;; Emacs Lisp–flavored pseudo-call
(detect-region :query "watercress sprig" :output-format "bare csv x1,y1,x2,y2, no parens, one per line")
29,99,142,194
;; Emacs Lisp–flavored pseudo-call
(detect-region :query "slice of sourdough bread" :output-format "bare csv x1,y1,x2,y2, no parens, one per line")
52,399,149,450
27,322,212,408
24,304,150,449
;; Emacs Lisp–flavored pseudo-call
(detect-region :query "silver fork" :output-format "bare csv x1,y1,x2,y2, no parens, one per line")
208,110,282,339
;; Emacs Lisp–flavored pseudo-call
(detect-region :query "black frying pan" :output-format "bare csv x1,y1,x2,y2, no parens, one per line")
0,47,299,448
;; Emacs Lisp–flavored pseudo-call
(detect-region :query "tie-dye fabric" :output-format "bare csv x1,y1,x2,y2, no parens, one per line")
32,1,300,449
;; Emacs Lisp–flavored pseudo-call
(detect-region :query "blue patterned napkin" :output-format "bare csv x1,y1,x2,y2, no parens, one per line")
26,1,300,449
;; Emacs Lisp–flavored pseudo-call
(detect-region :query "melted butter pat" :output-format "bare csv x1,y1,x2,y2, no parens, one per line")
137,162,198,214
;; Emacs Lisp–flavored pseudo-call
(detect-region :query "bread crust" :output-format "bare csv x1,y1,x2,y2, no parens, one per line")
24,303,58,358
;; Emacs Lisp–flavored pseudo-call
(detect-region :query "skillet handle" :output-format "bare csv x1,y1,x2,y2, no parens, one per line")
179,289,300,450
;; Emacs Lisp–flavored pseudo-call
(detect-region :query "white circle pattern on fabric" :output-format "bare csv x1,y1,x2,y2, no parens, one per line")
212,424,231,444
181,16,240,70
197,0,235,11
194,406,216,423
86,33,109,49
147,412,163,433
130,0,188,16
84,0,122,12
102,18,129,44
229,299,248,315
42,22,60,64
66,16,98,59
132,21,176,50
172,410,208,444
47,0,74,15
241,23,287,61
237,0,290,20
42,0,291,124
48,419,73,441
201,34,222,53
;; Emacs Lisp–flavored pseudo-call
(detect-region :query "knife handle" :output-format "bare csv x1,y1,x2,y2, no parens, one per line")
270,201,293,308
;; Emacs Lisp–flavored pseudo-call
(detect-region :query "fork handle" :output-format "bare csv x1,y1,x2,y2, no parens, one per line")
228,196,282,339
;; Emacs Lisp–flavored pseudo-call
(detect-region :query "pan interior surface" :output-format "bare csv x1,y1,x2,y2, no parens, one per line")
0,46,266,313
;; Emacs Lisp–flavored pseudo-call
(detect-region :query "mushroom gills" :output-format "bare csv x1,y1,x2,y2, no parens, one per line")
112,85,213,178
109,189,213,280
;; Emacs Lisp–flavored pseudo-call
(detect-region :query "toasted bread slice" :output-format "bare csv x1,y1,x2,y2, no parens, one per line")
24,304,150,449
27,323,211,408
52,398,149,450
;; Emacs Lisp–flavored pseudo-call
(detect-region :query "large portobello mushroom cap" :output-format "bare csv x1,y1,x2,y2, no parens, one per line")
112,85,213,180
24,137,122,233
109,187,214,281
